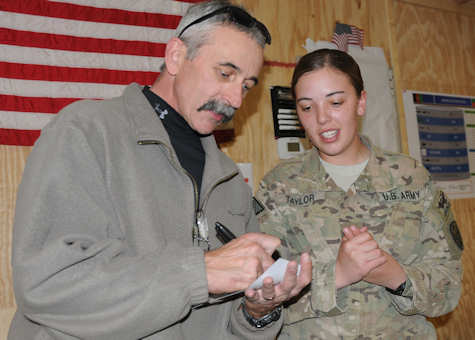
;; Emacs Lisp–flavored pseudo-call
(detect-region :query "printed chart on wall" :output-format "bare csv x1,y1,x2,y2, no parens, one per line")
403,90,475,199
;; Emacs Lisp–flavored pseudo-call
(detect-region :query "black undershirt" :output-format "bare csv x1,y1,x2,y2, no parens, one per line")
143,86,206,197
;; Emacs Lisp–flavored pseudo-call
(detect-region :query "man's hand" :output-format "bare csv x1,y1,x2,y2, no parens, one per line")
242,253,312,318
335,226,387,289
204,232,280,294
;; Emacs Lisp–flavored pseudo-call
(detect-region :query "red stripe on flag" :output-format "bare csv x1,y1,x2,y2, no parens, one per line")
0,0,182,29
0,28,166,57
0,62,159,85
0,94,80,114
331,23,364,51
331,35,348,51
0,128,40,146
0,1,196,146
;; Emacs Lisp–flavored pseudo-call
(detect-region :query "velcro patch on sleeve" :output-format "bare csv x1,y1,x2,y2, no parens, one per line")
252,196,265,215
449,220,464,251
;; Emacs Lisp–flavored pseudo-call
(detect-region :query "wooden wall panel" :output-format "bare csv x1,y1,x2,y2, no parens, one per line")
0,145,31,338
395,2,474,95
390,1,475,337
400,0,475,17
392,0,475,153
0,0,474,338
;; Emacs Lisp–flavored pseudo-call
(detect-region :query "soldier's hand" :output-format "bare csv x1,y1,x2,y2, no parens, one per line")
335,226,387,289
204,232,280,294
344,226,407,290
363,250,407,289
342,225,367,240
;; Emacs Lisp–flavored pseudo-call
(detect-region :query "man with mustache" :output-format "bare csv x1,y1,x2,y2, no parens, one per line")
9,1,311,340
198,99,236,123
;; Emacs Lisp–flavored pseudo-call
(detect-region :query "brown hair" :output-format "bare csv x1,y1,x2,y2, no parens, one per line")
291,48,364,99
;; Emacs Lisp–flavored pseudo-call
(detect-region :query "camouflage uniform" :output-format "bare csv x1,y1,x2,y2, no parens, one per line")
256,136,463,340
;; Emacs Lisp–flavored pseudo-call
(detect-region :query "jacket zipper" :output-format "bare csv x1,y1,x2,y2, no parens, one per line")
138,139,240,248
197,170,239,250
138,139,199,245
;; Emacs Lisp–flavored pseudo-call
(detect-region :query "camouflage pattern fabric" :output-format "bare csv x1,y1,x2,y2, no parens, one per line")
256,136,463,340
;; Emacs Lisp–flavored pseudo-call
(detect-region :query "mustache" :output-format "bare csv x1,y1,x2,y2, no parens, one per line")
198,100,236,123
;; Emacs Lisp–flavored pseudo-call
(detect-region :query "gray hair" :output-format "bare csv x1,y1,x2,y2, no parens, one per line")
160,0,267,71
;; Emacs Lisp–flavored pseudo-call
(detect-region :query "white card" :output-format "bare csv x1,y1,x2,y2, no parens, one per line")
248,258,301,290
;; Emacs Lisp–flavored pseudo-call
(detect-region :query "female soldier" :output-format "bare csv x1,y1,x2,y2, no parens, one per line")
256,49,463,339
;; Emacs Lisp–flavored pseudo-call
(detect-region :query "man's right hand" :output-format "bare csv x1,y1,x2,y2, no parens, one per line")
204,232,280,294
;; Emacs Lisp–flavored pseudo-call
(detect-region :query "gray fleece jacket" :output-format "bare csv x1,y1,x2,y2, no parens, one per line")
9,83,282,340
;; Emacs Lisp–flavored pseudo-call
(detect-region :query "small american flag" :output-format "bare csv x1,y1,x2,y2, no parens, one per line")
331,22,364,52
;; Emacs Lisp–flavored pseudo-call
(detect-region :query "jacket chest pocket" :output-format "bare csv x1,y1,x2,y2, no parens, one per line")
378,201,422,263
203,182,249,250
288,197,343,259
350,192,422,263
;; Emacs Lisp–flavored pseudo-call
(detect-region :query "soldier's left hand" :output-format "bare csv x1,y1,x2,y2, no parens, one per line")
242,252,312,318
344,226,407,289
336,226,387,288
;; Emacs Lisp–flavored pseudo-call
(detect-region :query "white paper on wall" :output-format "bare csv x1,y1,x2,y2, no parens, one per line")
237,162,253,189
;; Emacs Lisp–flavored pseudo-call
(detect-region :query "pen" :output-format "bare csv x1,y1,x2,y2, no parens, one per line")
215,221,280,260
215,221,236,244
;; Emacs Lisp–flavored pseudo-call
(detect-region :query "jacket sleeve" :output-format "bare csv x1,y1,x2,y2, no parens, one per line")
11,121,209,339
229,184,283,339
255,174,347,322
389,181,463,317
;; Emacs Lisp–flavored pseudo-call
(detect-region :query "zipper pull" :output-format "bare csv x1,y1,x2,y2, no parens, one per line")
194,210,209,250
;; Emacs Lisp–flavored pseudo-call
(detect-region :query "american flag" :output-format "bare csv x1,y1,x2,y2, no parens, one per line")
0,0,201,146
331,22,364,52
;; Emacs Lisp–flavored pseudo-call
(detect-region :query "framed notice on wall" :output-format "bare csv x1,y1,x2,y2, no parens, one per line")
403,90,475,199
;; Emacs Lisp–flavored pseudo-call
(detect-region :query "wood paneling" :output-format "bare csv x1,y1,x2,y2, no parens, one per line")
395,1,475,94
401,0,475,16
429,198,475,339
1,0,474,338
389,2,475,336
392,0,475,153
0,145,30,338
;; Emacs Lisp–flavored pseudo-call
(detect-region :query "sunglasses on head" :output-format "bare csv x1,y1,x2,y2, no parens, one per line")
178,5,271,45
